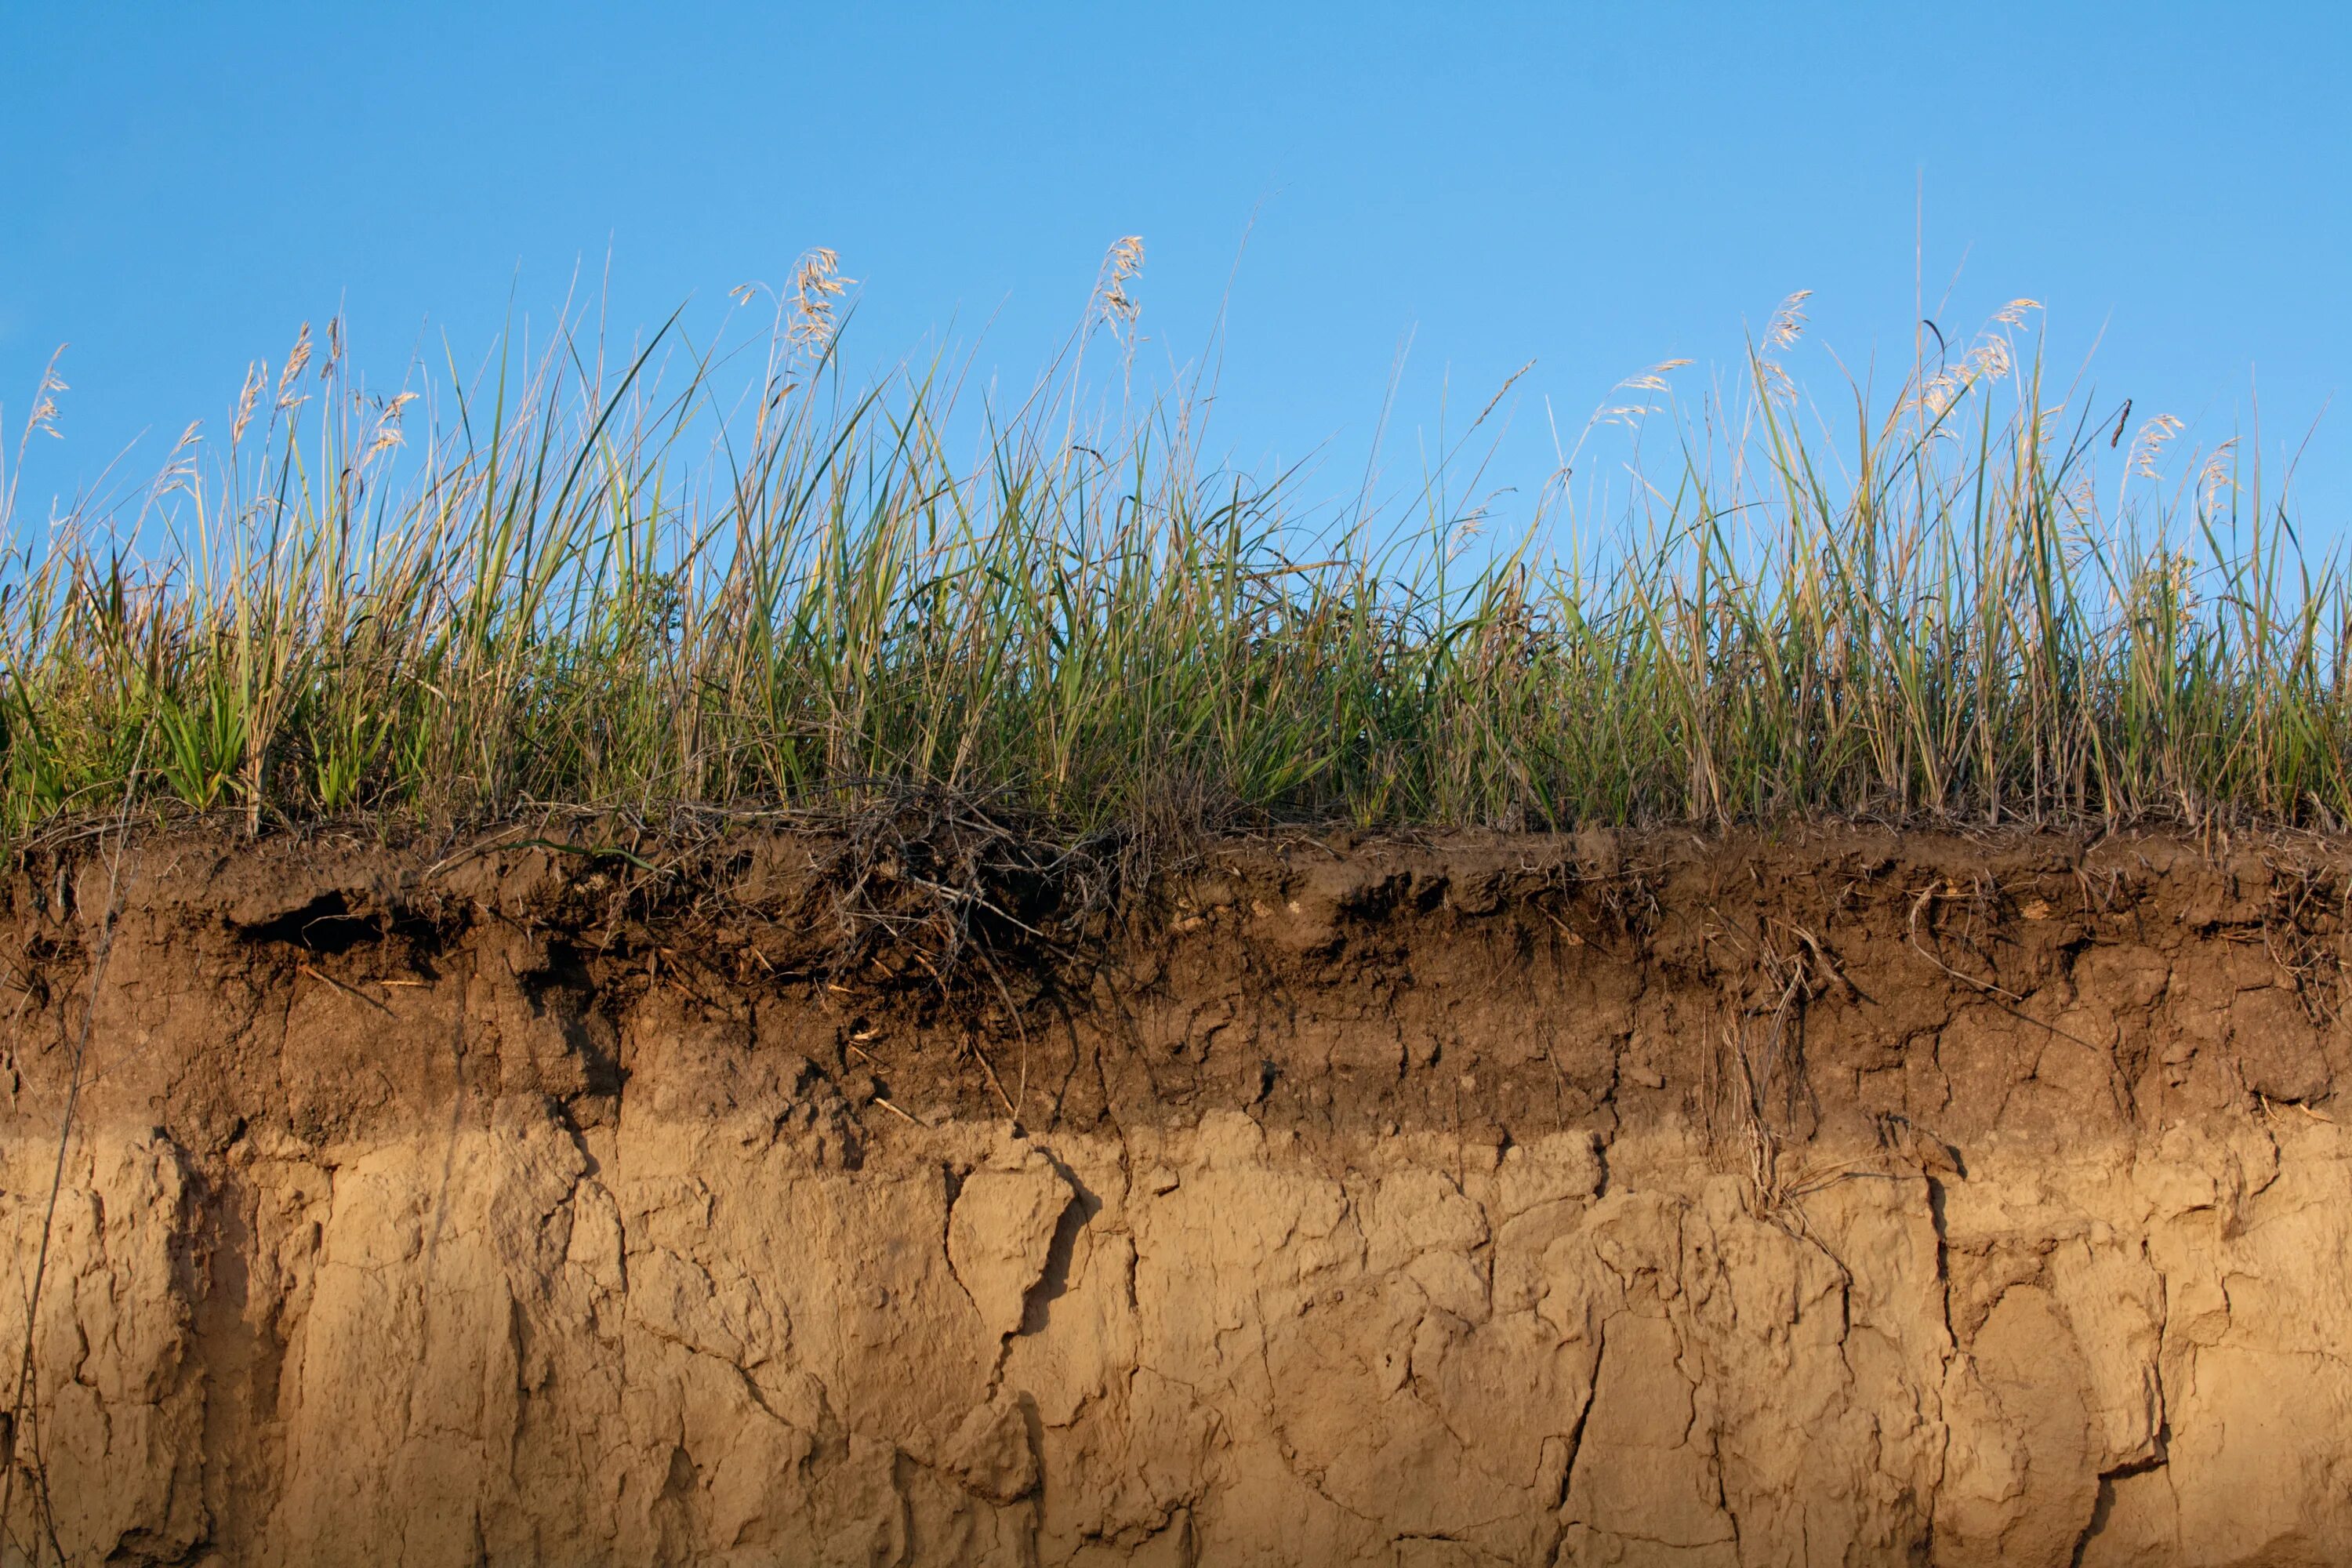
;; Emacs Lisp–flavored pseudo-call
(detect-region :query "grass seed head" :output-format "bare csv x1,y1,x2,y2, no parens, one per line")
1766,290,1813,350
788,249,851,353
1095,235,1146,328
231,363,265,445
2130,413,2187,481
277,322,313,408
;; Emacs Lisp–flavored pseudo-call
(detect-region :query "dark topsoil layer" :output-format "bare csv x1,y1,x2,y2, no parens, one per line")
2,818,2346,1163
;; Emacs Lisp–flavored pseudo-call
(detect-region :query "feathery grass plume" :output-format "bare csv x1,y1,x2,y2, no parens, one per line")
1596,358,1693,430
0,274,2342,841
1094,235,1145,330
23,358,67,443
787,248,851,354
1621,358,1694,392
2197,437,2239,518
156,421,205,502
1,351,70,539
1756,289,1811,402
1765,290,1812,350
363,392,419,463
2129,413,2187,480
229,362,265,446
1963,334,2013,383
274,322,312,408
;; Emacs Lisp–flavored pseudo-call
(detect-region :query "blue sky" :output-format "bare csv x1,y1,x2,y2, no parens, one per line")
4,2,2346,540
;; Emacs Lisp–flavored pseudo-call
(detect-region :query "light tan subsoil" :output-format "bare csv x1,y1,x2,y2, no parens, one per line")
2,822,2349,1566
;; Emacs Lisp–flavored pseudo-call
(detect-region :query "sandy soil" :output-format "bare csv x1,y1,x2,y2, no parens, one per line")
1,822,2347,1565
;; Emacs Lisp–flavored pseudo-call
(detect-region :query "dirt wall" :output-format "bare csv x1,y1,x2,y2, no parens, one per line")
1,825,2347,1566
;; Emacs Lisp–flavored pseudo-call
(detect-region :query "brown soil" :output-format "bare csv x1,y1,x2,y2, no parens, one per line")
2,822,2348,1565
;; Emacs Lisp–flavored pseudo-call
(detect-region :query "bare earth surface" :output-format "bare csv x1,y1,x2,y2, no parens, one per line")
2,822,2349,1565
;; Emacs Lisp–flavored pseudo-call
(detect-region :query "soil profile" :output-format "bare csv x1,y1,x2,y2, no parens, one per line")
2,822,2347,1565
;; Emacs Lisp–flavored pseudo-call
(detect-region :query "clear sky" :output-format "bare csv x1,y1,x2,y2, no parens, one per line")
5,2,2347,541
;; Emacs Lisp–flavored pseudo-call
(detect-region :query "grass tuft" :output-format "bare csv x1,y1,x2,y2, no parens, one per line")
2,260,2344,841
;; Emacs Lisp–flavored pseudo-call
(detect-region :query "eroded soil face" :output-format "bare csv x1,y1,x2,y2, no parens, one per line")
2,824,2348,1565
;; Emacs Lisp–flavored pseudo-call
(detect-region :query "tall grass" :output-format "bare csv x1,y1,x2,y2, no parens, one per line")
1,249,2344,842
